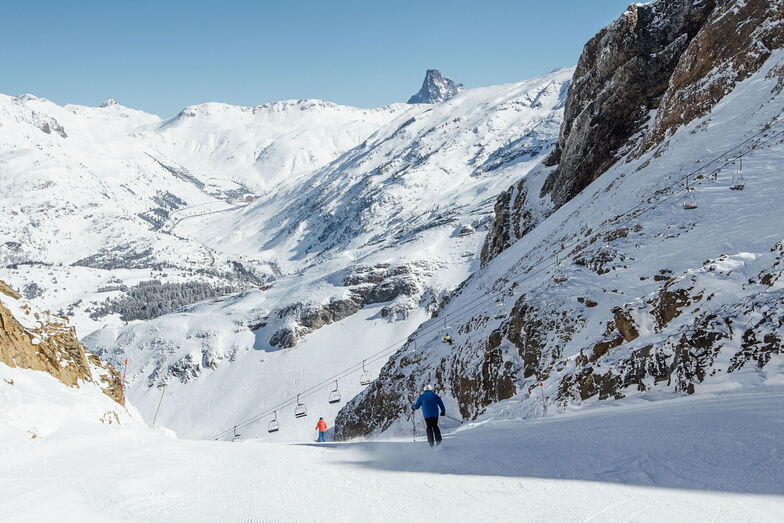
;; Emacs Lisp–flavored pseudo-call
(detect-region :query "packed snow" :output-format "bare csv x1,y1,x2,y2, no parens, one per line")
1,369,781,521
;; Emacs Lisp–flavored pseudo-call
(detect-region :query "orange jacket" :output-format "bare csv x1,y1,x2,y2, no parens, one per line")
316,419,327,432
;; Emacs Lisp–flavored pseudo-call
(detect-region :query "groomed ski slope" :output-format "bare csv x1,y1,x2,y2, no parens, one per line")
2,389,782,522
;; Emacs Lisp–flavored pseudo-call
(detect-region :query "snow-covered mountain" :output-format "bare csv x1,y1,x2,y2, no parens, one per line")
336,0,784,438
2,68,573,439
0,94,409,334
407,69,464,104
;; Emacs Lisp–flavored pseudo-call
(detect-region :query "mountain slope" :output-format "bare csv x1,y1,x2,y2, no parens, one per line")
483,0,784,264
0,95,406,334
193,69,571,268
335,0,784,439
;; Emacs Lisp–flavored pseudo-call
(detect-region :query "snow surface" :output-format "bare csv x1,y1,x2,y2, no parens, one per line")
1,376,782,521
87,303,430,441
0,364,141,443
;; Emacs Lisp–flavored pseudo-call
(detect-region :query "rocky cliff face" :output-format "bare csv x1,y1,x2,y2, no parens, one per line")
641,0,784,149
0,281,123,403
541,0,717,209
337,237,784,440
482,0,783,266
407,69,463,104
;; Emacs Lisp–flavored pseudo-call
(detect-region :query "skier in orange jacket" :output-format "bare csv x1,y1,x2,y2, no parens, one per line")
316,417,327,442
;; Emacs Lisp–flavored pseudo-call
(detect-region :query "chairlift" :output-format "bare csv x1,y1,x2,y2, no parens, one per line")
683,176,698,209
441,317,455,344
553,253,568,283
495,296,505,320
360,361,372,386
232,425,242,441
682,188,698,209
328,380,341,404
730,157,744,190
294,395,307,418
267,411,279,433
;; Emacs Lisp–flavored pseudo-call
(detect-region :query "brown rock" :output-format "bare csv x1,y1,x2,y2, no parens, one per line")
0,281,123,404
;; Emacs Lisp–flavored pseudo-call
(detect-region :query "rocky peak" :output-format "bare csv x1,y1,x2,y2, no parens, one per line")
100,97,119,108
407,69,463,104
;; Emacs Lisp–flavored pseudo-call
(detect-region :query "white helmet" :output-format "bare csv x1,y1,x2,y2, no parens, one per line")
423,384,434,392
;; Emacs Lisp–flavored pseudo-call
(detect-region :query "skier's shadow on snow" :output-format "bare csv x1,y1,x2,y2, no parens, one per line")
299,397,784,496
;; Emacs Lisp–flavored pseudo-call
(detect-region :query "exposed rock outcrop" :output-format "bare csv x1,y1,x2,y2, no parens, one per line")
0,281,123,403
336,241,784,439
542,0,717,208
255,263,433,349
482,0,784,266
31,110,68,138
100,97,119,108
641,0,784,149
407,69,463,104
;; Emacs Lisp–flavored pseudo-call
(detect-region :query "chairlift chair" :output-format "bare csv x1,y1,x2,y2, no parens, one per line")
553,253,568,283
267,411,279,433
441,317,455,344
328,380,341,404
294,395,307,418
360,361,373,386
495,296,505,320
232,425,242,441
682,188,698,209
730,157,744,190
682,176,698,209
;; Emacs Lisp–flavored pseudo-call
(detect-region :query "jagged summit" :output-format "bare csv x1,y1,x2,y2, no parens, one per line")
407,69,463,104
100,97,119,108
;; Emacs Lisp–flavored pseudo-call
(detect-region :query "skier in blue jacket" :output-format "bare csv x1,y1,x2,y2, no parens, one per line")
412,384,446,446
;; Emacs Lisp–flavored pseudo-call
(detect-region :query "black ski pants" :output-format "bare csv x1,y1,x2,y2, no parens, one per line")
424,416,442,446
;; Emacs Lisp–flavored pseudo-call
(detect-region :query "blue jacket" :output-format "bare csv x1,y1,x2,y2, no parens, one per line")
412,390,446,419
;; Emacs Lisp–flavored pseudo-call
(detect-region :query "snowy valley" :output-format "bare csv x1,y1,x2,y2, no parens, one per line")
3,66,573,440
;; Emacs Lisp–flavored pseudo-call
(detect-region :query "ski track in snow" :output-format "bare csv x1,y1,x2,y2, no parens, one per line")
1,389,782,522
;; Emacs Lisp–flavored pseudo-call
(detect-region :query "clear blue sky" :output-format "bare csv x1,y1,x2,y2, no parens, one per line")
0,0,632,117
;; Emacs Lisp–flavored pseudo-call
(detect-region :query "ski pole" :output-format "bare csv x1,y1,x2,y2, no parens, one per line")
412,415,416,442
444,414,464,424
